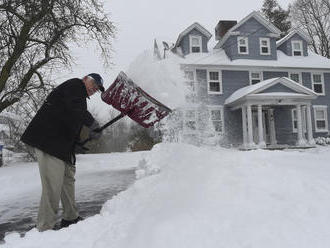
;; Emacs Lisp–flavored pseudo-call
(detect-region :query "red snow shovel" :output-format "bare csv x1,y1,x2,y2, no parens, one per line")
78,71,172,148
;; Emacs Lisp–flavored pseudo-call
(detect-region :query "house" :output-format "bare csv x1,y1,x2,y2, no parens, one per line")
154,11,330,149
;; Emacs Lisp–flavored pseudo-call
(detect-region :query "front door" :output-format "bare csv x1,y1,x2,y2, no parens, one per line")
252,111,270,144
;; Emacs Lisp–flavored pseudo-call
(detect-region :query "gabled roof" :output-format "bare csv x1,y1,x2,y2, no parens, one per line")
225,77,317,105
215,11,282,49
175,22,212,47
276,29,312,47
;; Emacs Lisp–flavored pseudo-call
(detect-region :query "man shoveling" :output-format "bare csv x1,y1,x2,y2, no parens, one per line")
21,73,105,232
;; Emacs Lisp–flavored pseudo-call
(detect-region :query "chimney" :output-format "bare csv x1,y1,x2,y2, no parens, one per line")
215,20,237,40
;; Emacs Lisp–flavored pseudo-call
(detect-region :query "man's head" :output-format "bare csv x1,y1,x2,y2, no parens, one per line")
83,73,105,96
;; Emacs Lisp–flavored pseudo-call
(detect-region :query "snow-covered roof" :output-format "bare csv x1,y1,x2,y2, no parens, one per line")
182,49,330,70
225,77,317,105
215,11,281,49
276,29,312,47
175,22,212,47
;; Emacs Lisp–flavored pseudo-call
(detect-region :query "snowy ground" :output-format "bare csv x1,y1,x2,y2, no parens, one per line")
1,143,330,248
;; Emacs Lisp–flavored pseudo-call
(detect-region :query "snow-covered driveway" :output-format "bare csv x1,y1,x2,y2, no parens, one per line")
0,152,142,241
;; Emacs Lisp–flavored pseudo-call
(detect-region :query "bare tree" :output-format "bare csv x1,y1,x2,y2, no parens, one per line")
290,0,330,58
0,0,115,113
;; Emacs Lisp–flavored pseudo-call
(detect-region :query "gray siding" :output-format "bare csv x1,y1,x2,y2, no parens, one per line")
223,17,277,61
263,71,288,80
261,83,298,94
179,29,209,56
277,33,308,56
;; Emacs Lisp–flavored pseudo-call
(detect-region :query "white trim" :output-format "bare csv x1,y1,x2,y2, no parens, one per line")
238,36,249,55
313,105,328,132
208,105,224,134
184,70,197,94
189,35,202,53
259,38,271,55
207,70,222,95
291,40,303,56
311,72,325,96
249,71,263,85
288,71,302,84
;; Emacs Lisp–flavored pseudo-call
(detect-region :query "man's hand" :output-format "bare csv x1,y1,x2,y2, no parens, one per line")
89,120,102,140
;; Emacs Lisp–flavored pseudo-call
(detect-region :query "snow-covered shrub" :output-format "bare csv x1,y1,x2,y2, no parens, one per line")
315,136,330,145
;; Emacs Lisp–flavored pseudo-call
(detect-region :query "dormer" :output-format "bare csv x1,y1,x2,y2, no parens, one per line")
276,29,311,57
173,22,212,56
214,11,281,61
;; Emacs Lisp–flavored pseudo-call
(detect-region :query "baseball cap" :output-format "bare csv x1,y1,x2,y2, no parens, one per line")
87,73,105,92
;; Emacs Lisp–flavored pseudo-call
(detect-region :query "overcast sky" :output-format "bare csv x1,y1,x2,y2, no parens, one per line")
59,0,292,118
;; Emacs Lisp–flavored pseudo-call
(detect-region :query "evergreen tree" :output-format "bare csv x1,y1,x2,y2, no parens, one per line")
262,0,291,38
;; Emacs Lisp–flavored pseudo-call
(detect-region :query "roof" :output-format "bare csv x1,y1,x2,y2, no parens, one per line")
182,49,330,69
225,77,317,105
175,22,212,47
276,29,312,47
214,11,282,49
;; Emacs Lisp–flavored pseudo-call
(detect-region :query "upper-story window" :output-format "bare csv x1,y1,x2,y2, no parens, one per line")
237,37,248,54
292,40,303,56
250,71,263,85
260,38,270,55
207,70,222,94
312,72,325,95
184,70,195,92
190,35,202,53
289,72,302,84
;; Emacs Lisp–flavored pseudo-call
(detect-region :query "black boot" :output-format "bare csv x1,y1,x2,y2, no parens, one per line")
60,216,84,228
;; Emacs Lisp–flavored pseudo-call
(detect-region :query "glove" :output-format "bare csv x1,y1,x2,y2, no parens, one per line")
88,120,102,140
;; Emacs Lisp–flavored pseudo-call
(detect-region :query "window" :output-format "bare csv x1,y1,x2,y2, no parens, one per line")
207,71,222,94
311,73,325,95
292,40,303,56
260,38,270,55
184,70,195,93
190,35,202,53
184,109,197,133
292,108,307,133
237,37,248,54
313,106,328,132
289,72,301,84
249,71,263,85
209,107,224,133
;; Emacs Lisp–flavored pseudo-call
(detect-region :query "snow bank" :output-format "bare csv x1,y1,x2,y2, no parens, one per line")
3,144,330,248
126,50,187,109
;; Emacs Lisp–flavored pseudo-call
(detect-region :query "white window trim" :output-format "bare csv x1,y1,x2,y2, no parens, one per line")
291,108,307,133
184,70,197,93
311,72,325,96
249,71,263,85
288,71,302,84
259,38,271,55
183,108,198,134
291,40,303,56
208,105,224,134
207,70,222,95
237,36,249,55
189,35,202,53
313,105,328,133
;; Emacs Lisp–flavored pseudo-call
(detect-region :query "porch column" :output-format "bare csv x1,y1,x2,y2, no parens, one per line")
258,104,266,148
306,104,315,145
269,109,277,145
247,104,255,148
241,105,248,148
296,104,306,146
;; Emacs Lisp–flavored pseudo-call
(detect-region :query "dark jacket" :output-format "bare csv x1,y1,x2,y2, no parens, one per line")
21,78,94,164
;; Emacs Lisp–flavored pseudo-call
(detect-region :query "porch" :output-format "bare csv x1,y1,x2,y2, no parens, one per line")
225,77,318,150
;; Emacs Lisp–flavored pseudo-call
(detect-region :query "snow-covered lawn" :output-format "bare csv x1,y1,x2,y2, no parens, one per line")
2,143,330,248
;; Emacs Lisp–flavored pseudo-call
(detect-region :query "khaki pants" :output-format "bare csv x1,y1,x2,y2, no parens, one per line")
35,148,79,231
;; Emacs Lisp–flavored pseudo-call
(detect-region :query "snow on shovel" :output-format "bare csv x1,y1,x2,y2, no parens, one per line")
78,71,172,147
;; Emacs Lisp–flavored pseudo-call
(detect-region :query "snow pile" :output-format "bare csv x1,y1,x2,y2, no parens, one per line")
126,50,187,109
3,144,330,248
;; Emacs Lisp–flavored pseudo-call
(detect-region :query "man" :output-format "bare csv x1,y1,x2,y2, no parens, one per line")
21,73,105,231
